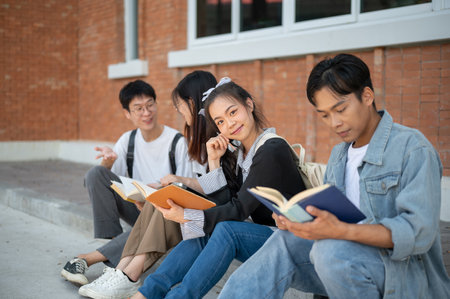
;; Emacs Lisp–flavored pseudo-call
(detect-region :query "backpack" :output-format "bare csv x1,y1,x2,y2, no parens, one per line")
126,129,183,178
255,132,326,189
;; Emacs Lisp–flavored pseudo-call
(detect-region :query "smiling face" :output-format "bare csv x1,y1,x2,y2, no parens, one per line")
314,87,379,147
208,95,257,144
124,95,158,133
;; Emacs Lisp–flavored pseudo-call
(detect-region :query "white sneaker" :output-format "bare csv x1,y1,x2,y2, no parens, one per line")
78,266,116,298
78,268,140,299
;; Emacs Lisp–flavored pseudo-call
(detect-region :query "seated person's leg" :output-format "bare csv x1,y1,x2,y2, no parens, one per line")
138,236,209,298
311,239,385,299
85,165,139,239
61,197,132,285
166,221,274,299
96,231,130,268
219,229,325,298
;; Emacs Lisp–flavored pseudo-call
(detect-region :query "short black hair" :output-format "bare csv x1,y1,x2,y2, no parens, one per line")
306,54,375,109
119,80,156,111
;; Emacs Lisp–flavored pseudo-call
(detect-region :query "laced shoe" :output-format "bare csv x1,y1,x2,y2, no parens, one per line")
78,268,140,299
61,257,89,285
78,266,116,297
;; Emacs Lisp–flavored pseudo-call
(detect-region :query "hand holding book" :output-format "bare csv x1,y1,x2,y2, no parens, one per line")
110,176,216,210
248,184,365,224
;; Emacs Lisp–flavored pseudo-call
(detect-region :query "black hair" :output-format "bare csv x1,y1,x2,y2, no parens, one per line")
119,80,157,111
204,80,269,194
306,53,376,109
172,70,217,165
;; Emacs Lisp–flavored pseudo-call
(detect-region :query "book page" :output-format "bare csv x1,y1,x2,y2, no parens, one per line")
110,181,128,201
249,187,287,207
132,180,158,197
285,184,330,210
118,176,141,196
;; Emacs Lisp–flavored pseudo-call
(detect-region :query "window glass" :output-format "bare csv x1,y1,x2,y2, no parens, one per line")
361,0,431,13
240,0,282,32
295,0,351,22
197,0,232,38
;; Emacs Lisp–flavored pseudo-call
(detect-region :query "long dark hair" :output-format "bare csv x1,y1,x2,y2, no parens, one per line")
172,71,217,164
204,80,268,192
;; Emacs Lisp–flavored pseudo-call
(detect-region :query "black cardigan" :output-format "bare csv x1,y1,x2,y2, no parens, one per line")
203,138,306,234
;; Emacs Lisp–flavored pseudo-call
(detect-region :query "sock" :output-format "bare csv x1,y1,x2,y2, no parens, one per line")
123,271,137,283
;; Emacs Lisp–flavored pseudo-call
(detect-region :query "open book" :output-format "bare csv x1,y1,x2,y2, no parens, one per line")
111,176,216,210
110,176,147,203
248,184,365,223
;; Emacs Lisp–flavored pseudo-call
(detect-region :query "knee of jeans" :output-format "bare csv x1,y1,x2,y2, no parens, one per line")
84,165,106,186
312,239,364,277
311,239,346,272
212,221,233,238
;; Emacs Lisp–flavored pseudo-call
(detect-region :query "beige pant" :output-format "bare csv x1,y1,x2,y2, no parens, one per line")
121,202,182,271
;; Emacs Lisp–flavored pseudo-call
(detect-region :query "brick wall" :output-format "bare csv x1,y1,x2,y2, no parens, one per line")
0,0,79,140
1,1,449,175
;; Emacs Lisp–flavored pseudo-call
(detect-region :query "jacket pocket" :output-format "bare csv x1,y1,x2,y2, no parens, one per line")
365,173,400,195
364,173,400,218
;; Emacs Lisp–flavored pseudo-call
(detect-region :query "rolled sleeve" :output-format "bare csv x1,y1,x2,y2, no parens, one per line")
380,217,416,260
197,167,227,195
180,209,205,240
380,146,442,261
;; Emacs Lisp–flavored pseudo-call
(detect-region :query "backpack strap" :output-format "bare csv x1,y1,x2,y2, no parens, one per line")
254,132,316,189
169,133,183,175
126,129,138,178
254,132,282,152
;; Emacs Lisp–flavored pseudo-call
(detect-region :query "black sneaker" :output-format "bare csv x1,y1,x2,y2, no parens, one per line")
61,257,89,285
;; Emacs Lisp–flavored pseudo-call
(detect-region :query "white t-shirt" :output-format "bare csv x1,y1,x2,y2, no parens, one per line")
111,126,194,184
345,143,369,209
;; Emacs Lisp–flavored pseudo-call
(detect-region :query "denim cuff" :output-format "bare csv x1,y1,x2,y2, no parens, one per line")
380,217,415,260
197,167,227,195
181,209,205,240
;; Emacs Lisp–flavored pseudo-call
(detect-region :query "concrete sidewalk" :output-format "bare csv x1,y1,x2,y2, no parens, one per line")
0,160,449,298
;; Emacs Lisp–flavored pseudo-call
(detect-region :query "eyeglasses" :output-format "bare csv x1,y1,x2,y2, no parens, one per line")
130,100,156,116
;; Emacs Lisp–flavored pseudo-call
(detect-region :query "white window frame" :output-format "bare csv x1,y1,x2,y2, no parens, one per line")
169,0,450,68
108,0,148,79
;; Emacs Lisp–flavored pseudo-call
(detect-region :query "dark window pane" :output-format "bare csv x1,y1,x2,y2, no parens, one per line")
197,0,232,38
361,0,431,13
240,0,282,32
295,0,351,22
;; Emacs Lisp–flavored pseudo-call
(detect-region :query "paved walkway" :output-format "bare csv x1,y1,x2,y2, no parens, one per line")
0,160,449,298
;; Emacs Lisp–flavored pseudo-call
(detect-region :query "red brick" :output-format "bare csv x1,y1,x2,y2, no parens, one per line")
1,4,449,177
422,61,441,70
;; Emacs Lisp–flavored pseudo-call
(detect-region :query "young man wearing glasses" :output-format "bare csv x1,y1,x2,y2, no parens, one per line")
61,80,193,286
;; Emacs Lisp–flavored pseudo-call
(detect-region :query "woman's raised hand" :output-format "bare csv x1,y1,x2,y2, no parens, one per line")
206,134,231,170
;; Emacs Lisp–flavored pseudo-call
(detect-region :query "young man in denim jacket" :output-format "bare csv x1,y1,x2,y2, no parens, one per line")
218,54,450,299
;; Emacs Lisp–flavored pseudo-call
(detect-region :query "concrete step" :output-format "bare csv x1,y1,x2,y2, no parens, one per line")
0,160,313,298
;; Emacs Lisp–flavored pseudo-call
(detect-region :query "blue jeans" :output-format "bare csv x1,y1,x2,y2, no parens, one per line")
310,239,385,299
138,221,274,299
219,229,386,299
219,229,326,298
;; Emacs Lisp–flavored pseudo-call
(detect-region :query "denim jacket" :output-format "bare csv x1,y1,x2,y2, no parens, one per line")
324,111,450,298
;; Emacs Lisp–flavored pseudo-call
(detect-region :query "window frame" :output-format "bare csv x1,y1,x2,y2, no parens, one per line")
170,0,450,68
108,0,148,80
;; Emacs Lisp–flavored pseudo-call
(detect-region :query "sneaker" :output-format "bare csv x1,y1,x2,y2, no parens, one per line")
79,266,115,297
61,257,89,285
78,269,140,299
